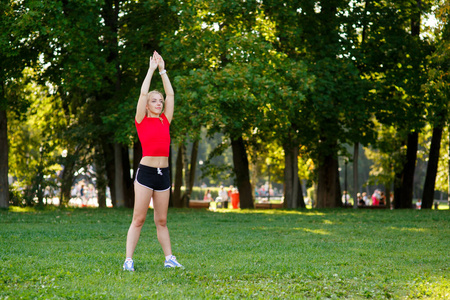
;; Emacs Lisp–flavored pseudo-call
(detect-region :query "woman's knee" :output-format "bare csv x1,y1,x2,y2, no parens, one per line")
132,215,147,228
154,216,167,227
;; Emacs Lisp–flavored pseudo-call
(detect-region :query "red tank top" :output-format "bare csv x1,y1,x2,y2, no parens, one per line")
135,113,170,157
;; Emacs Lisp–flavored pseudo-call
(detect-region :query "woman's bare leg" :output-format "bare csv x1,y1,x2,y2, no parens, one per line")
126,183,153,258
152,190,172,256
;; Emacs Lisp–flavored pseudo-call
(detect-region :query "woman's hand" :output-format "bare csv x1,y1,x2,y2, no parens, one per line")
149,52,158,72
154,51,165,72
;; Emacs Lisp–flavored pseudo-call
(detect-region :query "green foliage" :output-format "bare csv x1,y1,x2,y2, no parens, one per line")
8,187,26,207
4,0,450,208
364,119,404,187
361,0,434,131
8,69,64,204
435,126,450,193
1,208,449,298
0,0,40,91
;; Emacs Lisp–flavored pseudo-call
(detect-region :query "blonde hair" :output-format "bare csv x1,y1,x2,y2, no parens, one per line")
147,90,164,102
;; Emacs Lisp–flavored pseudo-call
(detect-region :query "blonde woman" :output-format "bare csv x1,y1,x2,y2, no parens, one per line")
123,51,183,271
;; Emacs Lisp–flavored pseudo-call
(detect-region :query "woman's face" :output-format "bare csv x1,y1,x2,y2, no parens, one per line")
146,92,164,115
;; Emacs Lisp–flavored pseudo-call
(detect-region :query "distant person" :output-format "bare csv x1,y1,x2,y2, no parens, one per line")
357,193,365,206
231,187,240,209
362,192,369,206
204,189,212,201
228,185,233,200
416,199,422,209
341,191,350,206
371,190,380,206
123,51,183,272
218,186,229,208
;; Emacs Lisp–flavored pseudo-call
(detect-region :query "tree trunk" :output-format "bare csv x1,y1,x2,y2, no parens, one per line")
422,126,443,209
231,135,254,208
114,143,125,207
173,143,185,208
393,161,403,209
100,0,121,207
35,154,44,206
297,177,305,208
60,157,75,207
283,144,302,208
385,185,391,209
95,145,107,208
396,131,418,209
0,108,9,208
96,171,107,208
128,139,142,207
182,139,199,207
398,0,421,208
122,145,134,208
283,144,293,208
133,140,142,176
316,152,341,208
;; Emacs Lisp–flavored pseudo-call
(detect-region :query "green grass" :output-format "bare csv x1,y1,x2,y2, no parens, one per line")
1,207,449,299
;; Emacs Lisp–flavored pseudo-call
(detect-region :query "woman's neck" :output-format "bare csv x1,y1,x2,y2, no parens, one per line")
147,112,160,118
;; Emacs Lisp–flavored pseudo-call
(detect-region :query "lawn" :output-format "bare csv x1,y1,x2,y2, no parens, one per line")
1,207,449,299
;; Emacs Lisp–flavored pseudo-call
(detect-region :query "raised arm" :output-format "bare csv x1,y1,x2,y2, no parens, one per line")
136,53,158,123
154,51,174,123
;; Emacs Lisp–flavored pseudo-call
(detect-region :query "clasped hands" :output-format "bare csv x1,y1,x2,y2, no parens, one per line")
149,51,165,73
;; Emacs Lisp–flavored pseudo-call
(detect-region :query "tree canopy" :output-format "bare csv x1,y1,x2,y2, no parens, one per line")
2,0,449,209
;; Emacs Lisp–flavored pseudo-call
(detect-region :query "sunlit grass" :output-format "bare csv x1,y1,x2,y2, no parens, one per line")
1,207,449,299
437,203,449,210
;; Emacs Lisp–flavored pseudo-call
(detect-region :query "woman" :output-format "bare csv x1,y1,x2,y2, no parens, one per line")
203,189,212,201
123,51,183,271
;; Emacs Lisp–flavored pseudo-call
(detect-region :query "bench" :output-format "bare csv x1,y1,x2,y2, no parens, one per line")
189,200,211,209
255,202,284,209
358,205,388,209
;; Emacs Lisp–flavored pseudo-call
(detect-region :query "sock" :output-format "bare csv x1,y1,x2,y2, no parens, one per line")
125,257,133,261
165,255,173,261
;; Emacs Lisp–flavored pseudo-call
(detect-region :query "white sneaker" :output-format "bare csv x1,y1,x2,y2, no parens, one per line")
123,259,135,271
164,256,184,268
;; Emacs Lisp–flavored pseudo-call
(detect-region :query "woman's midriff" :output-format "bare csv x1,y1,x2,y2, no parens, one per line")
140,156,169,168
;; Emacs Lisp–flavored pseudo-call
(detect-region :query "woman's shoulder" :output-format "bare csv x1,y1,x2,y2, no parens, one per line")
161,113,171,125
135,116,146,125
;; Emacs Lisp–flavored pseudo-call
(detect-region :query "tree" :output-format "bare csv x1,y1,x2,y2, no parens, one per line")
166,0,284,208
0,0,47,208
32,0,178,208
421,1,450,209
361,0,434,208
34,0,110,206
263,58,310,209
261,0,373,208
8,69,65,206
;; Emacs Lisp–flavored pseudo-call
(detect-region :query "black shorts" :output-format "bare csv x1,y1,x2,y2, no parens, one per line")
135,164,171,192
